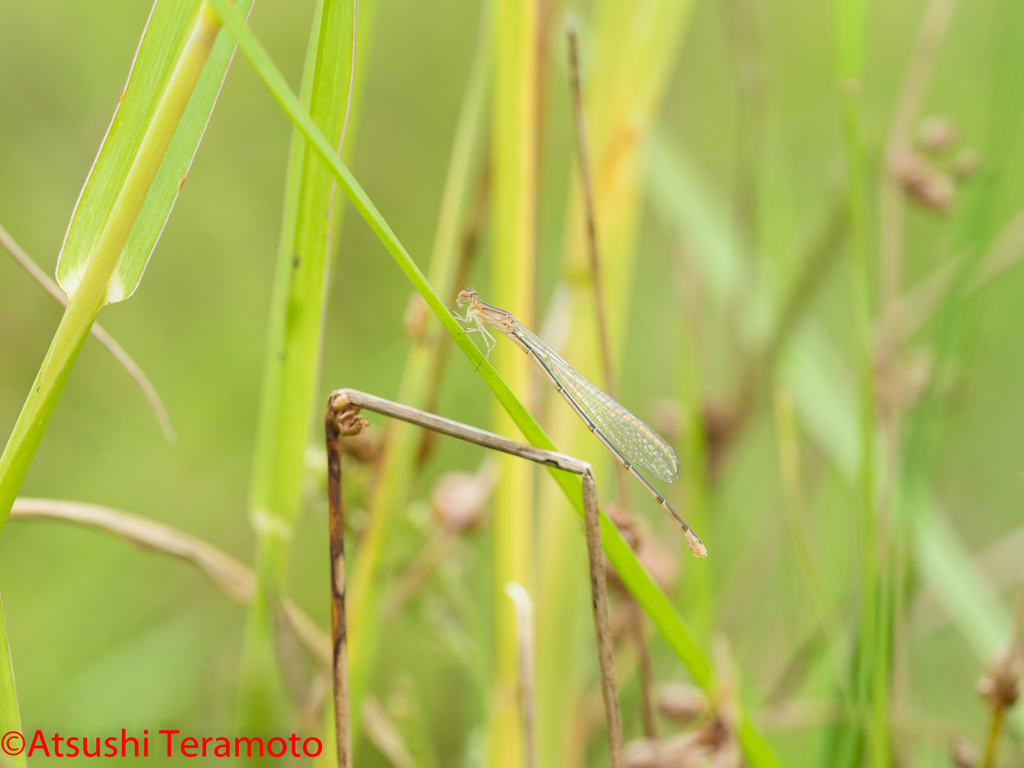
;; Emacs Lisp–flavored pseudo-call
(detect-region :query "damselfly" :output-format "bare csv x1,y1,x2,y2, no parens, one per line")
452,289,706,558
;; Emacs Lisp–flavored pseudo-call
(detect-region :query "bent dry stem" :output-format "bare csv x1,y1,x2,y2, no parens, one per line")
325,389,624,764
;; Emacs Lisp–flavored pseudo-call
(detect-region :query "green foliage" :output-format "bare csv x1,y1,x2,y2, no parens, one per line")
5,1,1024,766
239,0,369,740
0,0,245,529
346,0,490,737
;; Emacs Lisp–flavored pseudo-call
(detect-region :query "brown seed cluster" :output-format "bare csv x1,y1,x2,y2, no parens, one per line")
976,644,1023,711
891,115,981,214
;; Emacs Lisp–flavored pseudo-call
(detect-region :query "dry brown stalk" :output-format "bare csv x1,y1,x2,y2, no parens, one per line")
336,389,589,474
325,392,368,768
566,17,633,515
9,497,330,664
583,470,625,768
567,28,662,717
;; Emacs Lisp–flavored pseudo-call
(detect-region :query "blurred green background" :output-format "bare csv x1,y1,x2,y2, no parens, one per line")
2,0,1024,765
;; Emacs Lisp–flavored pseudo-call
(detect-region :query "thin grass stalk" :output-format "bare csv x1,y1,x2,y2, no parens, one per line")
723,0,767,237
0,594,24,768
568,17,661,740
772,389,822,597
675,253,713,637
833,0,886,763
0,223,175,442
345,0,491,731
582,471,625,768
565,18,630,512
875,14,958,717
537,3,698,763
241,0,366,737
206,10,783,763
0,2,225,530
506,584,538,768
488,0,539,764
730,200,846,461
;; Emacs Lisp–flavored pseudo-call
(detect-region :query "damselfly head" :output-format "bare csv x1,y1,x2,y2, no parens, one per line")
456,289,478,306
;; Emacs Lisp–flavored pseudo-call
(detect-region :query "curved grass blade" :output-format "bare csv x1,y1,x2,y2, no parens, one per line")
56,0,255,303
0,222,176,442
207,3,784,765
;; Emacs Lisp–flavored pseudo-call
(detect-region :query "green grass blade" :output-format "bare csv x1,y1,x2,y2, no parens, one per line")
834,0,885,761
240,0,372,742
0,594,25,768
0,2,235,531
207,4,783,764
487,0,539,764
346,0,490,736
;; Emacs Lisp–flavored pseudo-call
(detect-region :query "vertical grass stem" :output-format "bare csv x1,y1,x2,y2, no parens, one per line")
0,2,224,530
583,471,625,768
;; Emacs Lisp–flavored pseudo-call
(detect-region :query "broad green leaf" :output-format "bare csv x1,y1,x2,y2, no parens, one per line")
56,0,254,303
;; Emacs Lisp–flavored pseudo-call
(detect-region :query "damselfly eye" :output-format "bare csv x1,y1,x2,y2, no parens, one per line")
457,289,477,306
